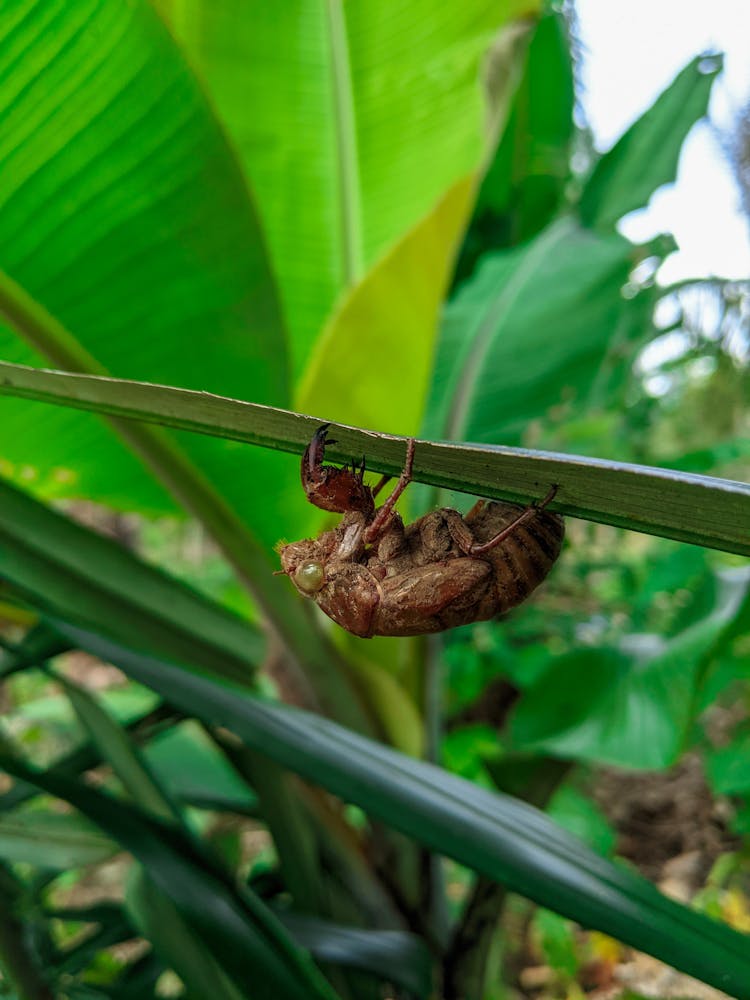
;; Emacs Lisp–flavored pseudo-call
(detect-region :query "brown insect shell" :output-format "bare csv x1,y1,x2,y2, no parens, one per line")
278,511,375,636
278,501,564,639
456,500,565,621
300,432,375,517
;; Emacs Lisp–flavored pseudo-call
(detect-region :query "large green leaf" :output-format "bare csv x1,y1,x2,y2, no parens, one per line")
295,19,537,437
580,54,722,230
0,6,394,731
46,626,750,998
457,11,574,280
0,362,748,555
477,13,574,227
0,752,341,1000
0,0,297,543
157,0,541,378
425,218,654,445
510,569,750,768
0,0,360,733
296,176,477,435
707,730,750,797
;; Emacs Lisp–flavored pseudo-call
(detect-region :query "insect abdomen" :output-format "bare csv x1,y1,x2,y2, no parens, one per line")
468,501,565,615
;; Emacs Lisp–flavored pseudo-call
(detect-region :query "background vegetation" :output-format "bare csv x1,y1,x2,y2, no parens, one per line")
0,1,748,998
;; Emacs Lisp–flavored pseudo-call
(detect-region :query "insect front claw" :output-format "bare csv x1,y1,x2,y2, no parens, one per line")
302,423,331,482
300,424,375,516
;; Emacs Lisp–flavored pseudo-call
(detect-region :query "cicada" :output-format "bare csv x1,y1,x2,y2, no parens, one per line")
278,425,564,637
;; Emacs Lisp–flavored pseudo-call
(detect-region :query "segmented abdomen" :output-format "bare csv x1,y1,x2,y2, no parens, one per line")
468,501,565,615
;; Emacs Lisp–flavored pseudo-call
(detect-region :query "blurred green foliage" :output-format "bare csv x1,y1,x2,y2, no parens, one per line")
0,2,747,998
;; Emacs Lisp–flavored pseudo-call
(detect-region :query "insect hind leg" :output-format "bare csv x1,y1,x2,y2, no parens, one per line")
468,485,558,556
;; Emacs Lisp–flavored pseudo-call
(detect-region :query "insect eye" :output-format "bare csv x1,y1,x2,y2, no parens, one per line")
294,560,325,594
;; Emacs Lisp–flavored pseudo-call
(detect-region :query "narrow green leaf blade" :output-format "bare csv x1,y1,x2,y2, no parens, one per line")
54,911,137,977
53,626,750,999
126,866,248,1000
0,810,116,869
580,55,722,229
57,675,181,823
0,470,373,736
0,699,172,815
0,753,341,1000
0,362,747,555
0,473,262,684
278,913,433,999
0,623,67,679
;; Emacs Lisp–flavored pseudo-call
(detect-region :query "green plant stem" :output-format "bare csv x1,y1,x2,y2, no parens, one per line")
0,273,376,736
0,864,54,1000
212,728,405,931
422,635,450,945
211,731,325,914
443,757,573,998
442,876,507,1000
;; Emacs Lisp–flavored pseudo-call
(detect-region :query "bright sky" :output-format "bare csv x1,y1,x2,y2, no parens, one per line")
575,0,750,282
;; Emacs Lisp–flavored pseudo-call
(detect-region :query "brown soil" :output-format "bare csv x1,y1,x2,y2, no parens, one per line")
592,754,739,886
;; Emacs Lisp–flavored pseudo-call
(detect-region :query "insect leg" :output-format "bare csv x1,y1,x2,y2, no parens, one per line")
363,438,416,545
465,498,486,521
371,474,392,498
467,485,558,556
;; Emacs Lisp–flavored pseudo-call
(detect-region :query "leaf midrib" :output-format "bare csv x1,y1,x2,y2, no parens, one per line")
326,0,363,287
